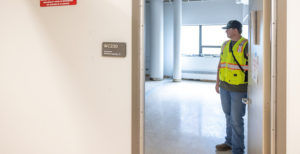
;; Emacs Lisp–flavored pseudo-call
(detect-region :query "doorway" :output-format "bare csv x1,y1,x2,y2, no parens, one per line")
144,0,250,153
131,0,274,154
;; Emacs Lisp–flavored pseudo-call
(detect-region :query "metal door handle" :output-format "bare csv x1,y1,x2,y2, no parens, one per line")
242,98,250,104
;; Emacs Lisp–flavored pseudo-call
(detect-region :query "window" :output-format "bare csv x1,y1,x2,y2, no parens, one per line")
181,26,199,56
202,25,227,55
181,24,249,56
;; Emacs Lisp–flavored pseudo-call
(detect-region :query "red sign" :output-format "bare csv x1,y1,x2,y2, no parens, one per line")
40,0,77,7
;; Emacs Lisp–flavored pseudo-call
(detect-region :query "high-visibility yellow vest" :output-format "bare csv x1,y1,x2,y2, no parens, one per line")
219,37,248,85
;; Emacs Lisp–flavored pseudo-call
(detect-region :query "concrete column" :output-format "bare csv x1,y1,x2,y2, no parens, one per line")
150,0,164,80
173,0,182,82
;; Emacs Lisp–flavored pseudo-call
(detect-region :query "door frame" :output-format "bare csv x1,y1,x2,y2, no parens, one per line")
274,0,287,153
131,0,287,154
132,0,145,154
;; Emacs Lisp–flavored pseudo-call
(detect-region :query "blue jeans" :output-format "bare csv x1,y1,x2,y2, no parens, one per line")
220,88,247,154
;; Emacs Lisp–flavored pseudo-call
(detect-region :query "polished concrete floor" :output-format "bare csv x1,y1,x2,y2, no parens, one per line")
145,79,248,154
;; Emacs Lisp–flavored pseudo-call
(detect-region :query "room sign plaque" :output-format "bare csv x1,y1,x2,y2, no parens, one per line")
102,42,126,57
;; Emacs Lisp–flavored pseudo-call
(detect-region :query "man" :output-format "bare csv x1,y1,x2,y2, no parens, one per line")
215,20,248,154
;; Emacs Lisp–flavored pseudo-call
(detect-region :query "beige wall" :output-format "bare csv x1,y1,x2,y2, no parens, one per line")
287,0,300,154
0,1,132,154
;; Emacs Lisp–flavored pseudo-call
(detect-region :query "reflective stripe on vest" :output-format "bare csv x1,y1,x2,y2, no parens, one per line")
238,39,247,53
220,62,248,71
221,41,229,54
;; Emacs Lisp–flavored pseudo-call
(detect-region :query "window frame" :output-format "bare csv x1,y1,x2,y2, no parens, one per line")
181,24,248,57
199,25,223,57
181,24,225,57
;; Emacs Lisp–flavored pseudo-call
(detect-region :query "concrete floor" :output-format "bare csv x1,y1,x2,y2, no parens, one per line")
145,79,248,154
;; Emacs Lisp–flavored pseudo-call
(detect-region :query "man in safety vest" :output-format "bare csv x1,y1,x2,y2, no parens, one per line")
215,20,248,154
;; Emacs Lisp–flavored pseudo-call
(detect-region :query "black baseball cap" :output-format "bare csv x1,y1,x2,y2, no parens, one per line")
222,20,242,31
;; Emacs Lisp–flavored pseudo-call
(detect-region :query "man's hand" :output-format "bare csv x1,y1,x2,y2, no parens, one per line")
215,83,220,94
216,59,221,94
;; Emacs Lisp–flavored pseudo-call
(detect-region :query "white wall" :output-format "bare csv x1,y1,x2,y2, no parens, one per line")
182,56,219,80
247,0,265,153
0,1,131,154
182,1,244,25
286,0,300,153
145,0,246,80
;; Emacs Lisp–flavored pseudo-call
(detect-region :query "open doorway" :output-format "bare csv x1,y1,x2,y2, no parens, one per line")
132,0,274,153
143,0,250,153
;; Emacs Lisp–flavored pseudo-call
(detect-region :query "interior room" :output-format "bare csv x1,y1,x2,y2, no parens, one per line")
144,0,249,153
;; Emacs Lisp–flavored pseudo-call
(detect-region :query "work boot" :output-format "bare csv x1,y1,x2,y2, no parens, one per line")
216,143,232,151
